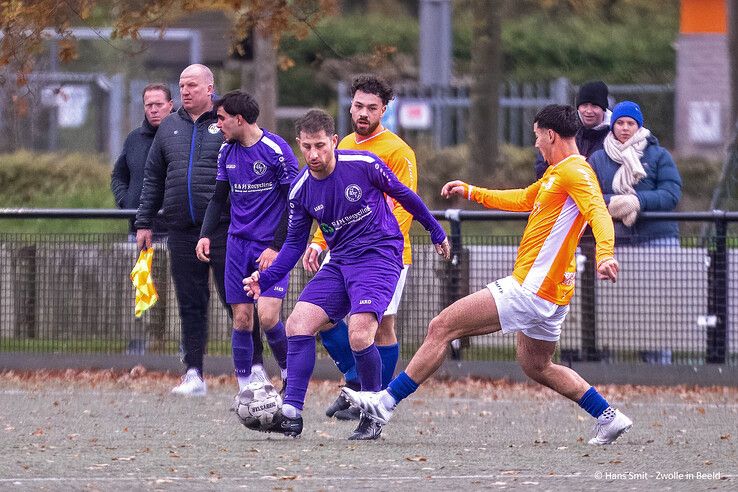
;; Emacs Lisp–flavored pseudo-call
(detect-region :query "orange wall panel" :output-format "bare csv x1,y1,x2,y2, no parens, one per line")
680,0,727,34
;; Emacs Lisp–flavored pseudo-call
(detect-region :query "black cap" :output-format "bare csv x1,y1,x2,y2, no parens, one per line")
575,81,609,111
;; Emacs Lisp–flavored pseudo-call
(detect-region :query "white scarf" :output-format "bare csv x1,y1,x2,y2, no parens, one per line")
603,126,651,195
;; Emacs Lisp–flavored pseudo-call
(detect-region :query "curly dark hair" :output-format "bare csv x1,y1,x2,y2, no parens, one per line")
533,104,580,138
350,74,394,106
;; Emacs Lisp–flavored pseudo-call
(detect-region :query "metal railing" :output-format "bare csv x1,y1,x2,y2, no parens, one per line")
0,208,735,367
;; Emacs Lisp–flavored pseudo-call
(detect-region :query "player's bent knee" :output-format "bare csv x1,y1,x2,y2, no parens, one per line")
348,329,373,351
259,311,280,331
427,313,453,343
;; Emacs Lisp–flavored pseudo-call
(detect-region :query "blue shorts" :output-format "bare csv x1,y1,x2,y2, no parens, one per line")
225,235,289,304
298,253,402,324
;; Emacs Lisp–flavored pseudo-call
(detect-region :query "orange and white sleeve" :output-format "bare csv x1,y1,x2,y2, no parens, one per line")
463,182,540,212
560,164,615,265
310,228,328,252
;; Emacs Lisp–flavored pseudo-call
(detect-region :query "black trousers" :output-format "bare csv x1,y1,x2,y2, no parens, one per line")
167,224,230,374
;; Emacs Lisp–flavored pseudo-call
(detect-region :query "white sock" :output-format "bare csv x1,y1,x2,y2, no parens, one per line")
251,364,265,375
379,389,397,409
237,376,251,391
282,403,301,418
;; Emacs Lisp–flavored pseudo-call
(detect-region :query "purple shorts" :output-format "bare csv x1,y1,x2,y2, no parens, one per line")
225,235,289,304
298,253,402,324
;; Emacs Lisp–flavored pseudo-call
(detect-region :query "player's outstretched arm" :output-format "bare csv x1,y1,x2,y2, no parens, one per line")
243,271,262,300
441,180,471,199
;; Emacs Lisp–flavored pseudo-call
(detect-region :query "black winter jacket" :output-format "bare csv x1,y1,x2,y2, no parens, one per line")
135,107,229,231
111,118,166,233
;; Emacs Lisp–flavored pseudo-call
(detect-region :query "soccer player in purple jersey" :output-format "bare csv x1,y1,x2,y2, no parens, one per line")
243,109,450,439
196,91,298,406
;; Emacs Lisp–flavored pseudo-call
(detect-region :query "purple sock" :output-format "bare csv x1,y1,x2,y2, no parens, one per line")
284,335,316,411
264,320,288,370
231,329,253,378
353,343,382,392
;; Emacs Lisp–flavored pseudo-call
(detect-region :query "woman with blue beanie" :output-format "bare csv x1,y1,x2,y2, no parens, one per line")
588,101,682,245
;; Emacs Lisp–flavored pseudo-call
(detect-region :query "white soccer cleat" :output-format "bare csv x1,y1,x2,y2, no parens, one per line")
588,408,632,445
249,364,270,384
171,368,207,396
341,388,395,425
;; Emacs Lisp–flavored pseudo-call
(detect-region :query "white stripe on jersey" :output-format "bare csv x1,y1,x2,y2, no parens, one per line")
522,196,580,294
289,170,310,200
338,153,375,163
262,135,283,155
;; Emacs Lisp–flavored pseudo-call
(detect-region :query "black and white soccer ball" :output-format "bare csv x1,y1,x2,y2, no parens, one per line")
235,381,282,428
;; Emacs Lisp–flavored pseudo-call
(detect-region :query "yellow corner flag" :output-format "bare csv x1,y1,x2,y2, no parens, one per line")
130,248,159,317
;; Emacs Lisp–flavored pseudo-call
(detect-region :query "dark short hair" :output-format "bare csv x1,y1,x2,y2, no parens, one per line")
533,104,580,138
350,74,394,106
142,83,172,101
295,109,335,136
214,90,260,124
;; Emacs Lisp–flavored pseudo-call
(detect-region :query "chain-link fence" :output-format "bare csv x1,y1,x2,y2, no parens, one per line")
0,210,735,367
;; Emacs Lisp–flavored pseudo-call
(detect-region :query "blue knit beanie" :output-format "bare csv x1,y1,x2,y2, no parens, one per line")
611,101,643,128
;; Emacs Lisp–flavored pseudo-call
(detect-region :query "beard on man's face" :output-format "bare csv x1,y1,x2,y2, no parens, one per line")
352,116,380,136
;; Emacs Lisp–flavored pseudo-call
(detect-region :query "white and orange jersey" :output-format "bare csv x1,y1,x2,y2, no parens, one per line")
462,154,615,305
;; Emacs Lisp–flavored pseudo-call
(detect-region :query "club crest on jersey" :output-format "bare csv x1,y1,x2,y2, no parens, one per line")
208,123,220,134
253,160,267,175
345,184,362,202
320,223,335,234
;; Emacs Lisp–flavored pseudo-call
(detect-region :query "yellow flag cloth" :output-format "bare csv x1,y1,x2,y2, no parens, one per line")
130,248,158,317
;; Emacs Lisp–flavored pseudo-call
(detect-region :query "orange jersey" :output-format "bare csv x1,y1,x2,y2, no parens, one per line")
312,129,418,264
464,154,615,305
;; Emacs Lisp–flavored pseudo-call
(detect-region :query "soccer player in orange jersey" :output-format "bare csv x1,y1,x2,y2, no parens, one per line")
302,75,418,424
344,104,634,445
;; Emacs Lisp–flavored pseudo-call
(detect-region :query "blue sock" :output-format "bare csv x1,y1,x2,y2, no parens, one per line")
320,320,356,376
264,320,288,370
578,386,610,418
231,329,254,378
387,371,419,404
353,343,382,392
377,343,399,389
284,335,316,411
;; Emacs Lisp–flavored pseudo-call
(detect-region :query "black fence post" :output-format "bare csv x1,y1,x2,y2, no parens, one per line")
445,210,466,360
707,214,728,364
579,233,599,361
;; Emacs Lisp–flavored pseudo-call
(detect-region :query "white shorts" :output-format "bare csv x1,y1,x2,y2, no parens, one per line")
487,276,569,342
321,251,408,317
384,265,409,316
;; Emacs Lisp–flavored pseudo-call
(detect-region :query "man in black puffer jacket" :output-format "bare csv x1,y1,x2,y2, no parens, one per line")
135,64,230,396
111,83,173,235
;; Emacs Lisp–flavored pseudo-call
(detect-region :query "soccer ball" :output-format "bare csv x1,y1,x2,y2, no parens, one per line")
235,381,282,428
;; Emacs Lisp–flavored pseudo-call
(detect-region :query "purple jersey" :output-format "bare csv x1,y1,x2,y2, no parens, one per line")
216,129,298,242
259,149,446,290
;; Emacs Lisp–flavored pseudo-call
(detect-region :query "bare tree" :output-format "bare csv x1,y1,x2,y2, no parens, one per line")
468,0,502,179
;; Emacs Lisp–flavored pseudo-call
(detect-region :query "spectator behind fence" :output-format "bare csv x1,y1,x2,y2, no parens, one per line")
111,83,173,236
588,101,682,246
135,64,231,396
534,80,611,180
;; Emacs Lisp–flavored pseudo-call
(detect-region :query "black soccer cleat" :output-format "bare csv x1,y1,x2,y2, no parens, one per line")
334,406,361,421
261,410,303,437
347,414,383,440
325,392,351,418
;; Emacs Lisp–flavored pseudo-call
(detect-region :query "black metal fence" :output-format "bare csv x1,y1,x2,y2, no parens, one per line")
0,209,736,367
